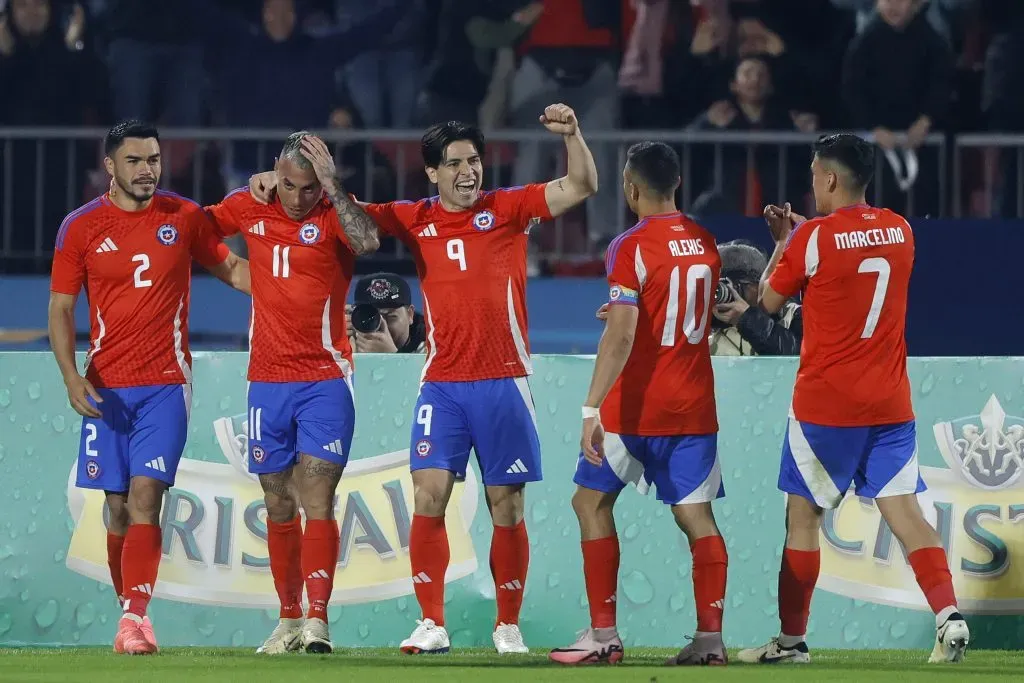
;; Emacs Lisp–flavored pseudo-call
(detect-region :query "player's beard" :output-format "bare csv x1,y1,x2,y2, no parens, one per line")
114,174,157,203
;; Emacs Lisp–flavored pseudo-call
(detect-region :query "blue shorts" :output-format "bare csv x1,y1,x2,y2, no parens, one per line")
778,419,925,509
247,378,355,475
76,384,191,492
574,432,723,505
410,378,541,486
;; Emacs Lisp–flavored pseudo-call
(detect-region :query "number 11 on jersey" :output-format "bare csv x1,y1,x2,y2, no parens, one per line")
661,264,713,346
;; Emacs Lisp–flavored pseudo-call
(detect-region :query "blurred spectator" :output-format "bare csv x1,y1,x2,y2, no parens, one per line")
329,1,427,129
417,0,541,127
980,0,1024,217
210,0,400,190
509,0,620,243
95,0,205,125
831,0,973,46
0,0,106,271
842,0,952,215
688,56,816,216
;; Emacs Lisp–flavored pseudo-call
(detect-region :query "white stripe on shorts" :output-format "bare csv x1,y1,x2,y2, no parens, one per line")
787,419,844,509
602,432,649,496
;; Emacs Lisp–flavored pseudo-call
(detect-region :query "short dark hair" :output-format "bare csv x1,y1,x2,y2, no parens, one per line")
626,142,680,197
421,121,485,169
812,133,875,190
104,120,160,156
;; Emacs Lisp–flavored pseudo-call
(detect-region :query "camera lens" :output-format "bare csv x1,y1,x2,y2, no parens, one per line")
714,279,734,305
350,303,383,334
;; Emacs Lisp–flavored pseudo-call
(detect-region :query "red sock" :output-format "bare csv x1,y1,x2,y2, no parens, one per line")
582,536,619,629
778,547,820,638
410,514,449,626
302,519,339,621
107,532,126,605
268,516,304,619
491,521,529,626
120,524,162,619
691,535,728,633
908,547,958,615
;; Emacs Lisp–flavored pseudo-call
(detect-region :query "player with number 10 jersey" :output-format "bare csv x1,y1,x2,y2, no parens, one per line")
552,143,729,666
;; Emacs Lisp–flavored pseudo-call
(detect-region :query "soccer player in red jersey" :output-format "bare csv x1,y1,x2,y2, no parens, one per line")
548,143,729,666
48,121,250,655
738,134,968,664
249,103,598,654
205,133,379,655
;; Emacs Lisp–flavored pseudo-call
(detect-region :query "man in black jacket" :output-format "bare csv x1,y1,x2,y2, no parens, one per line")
347,273,426,353
710,241,802,356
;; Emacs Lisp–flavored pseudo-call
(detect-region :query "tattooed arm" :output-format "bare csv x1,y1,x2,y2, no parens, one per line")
299,135,381,255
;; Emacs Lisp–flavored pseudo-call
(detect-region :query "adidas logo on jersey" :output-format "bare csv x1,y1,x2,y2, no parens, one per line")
417,223,438,237
411,572,432,584
506,459,529,474
249,221,266,236
322,439,344,455
144,457,167,473
95,237,118,253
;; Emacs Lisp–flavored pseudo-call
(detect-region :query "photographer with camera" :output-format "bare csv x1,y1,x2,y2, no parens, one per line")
347,273,426,353
710,240,802,356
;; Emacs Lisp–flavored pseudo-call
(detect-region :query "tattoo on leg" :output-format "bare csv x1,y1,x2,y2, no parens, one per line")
303,458,344,480
260,472,293,499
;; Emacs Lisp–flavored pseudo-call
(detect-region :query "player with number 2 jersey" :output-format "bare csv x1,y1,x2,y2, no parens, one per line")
740,134,967,666
49,121,249,656
552,142,729,667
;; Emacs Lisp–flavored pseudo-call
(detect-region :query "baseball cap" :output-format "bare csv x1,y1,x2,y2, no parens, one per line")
353,272,412,308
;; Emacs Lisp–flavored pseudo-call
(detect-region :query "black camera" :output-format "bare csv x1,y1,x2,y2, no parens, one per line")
350,303,383,334
714,277,736,305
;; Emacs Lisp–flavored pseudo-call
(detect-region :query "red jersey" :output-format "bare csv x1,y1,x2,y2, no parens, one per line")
50,191,229,389
600,212,720,436
206,189,355,383
769,205,915,426
362,185,552,382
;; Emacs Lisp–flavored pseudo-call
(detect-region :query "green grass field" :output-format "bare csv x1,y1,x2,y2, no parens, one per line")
1,648,1021,683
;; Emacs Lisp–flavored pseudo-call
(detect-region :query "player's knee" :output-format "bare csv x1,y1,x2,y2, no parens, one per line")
571,486,608,520
413,483,449,517
126,478,166,525
298,492,336,521
785,495,824,532
486,485,525,526
105,492,130,535
671,502,719,541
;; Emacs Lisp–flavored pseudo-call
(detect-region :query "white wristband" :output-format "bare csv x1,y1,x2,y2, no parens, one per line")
582,406,600,420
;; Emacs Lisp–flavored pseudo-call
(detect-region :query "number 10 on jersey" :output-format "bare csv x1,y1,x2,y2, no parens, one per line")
661,264,713,346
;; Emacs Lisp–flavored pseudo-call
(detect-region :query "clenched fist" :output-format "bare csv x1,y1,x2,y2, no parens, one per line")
540,103,579,136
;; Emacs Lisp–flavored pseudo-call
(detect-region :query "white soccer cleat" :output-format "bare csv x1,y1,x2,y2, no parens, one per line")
301,617,333,654
492,623,529,654
399,618,450,654
256,618,304,654
928,614,969,663
736,637,811,664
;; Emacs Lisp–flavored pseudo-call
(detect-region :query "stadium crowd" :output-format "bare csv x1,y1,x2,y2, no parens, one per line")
1,0,1023,271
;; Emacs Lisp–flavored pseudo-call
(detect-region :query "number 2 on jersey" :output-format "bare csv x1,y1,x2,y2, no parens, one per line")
132,254,152,288
661,264,713,346
857,257,890,338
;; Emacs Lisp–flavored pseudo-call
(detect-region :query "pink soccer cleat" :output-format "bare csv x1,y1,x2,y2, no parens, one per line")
665,633,728,666
140,616,159,650
549,628,624,665
114,616,158,655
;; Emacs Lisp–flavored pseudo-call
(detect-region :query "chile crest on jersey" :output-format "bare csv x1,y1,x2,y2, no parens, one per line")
156,224,179,246
473,210,495,231
299,222,322,245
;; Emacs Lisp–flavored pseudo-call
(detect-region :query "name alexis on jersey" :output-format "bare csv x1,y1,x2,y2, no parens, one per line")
834,226,907,250
668,238,706,257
